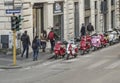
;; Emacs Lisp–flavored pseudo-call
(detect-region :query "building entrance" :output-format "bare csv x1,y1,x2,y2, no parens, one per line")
53,15,64,41
33,3,44,37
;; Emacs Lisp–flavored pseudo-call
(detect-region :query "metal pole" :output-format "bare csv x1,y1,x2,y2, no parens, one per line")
13,0,16,66
13,30,16,65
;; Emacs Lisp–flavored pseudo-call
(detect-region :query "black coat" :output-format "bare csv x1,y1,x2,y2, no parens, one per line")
81,26,86,36
87,24,94,32
21,34,31,46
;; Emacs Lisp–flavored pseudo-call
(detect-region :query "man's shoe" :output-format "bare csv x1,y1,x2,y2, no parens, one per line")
33,59,35,61
35,58,38,61
21,55,23,58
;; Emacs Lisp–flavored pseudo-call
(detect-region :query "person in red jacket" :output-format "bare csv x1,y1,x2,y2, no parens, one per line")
48,28,58,53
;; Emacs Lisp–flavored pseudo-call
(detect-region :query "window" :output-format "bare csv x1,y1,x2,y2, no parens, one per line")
95,1,97,9
53,2,63,14
84,0,90,10
101,0,108,14
111,0,115,5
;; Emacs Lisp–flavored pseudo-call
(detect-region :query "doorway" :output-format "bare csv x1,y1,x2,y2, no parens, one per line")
33,3,44,38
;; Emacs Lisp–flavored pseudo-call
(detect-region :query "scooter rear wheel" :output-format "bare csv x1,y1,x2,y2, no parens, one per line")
54,54,58,59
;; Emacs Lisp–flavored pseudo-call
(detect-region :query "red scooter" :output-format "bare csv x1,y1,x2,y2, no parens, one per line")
99,34,109,47
80,36,91,55
54,41,66,59
86,34,91,42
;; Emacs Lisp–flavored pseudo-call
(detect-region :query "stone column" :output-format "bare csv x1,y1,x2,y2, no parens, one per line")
90,0,95,33
108,0,112,30
97,0,101,33
115,0,120,28
79,0,85,31
44,2,54,48
44,2,54,33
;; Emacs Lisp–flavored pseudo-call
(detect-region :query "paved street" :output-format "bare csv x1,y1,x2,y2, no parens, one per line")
0,43,120,83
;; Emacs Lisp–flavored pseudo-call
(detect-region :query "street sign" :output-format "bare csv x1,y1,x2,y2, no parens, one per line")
6,9,21,14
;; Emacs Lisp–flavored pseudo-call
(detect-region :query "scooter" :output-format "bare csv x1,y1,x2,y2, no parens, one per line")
79,36,91,55
54,41,66,59
99,34,109,47
66,40,78,60
107,30,119,45
86,34,91,42
91,33,101,51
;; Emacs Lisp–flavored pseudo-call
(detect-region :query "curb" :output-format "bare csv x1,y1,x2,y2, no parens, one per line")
0,65,22,69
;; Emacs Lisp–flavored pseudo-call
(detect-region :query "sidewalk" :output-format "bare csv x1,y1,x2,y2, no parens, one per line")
0,49,54,69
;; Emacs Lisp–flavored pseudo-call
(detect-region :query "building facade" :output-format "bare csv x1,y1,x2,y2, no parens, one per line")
0,0,119,49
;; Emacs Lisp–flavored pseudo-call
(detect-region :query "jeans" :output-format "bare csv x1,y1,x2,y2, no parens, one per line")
33,49,39,61
41,41,46,52
21,44,29,58
50,40,55,52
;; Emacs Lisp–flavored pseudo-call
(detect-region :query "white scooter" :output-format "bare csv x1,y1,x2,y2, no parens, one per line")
66,39,78,60
107,30,119,45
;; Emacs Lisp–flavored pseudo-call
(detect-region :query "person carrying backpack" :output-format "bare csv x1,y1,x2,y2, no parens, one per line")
21,31,31,58
48,28,57,53
32,36,40,61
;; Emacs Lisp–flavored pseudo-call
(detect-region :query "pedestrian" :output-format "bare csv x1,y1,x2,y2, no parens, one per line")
32,36,40,61
81,23,86,36
21,31,31,58
87,23,94,35
48,28,57,53
40,30,47,52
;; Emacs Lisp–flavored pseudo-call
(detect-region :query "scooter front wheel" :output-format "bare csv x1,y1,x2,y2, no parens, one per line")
74,54,77,58
66,54,70,60
62,54,66,58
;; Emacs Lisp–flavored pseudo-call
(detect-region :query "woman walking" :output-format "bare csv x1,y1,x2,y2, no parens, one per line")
40,30,47,52
32,36,40,61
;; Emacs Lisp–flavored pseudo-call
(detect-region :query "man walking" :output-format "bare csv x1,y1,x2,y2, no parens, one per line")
48,28,57,53
81,23,86,36
87,23,94,35
21,31,31,58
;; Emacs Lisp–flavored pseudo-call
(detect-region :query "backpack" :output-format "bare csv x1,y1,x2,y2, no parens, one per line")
32,41,37,49
48,31,54,40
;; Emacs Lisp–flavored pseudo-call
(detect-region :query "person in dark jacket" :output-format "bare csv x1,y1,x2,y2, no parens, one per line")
32,36,40,61
21,31,31,58
81,23,86,36
87,23,94,35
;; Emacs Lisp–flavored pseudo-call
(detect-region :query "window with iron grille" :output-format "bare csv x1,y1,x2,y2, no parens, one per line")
84,0,90,10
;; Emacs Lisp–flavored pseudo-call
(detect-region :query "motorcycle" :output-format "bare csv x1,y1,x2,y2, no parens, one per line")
53,41,66,59
66,40,78,60
79,36,91,55
91,33,101,51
